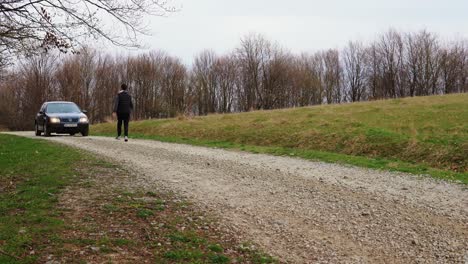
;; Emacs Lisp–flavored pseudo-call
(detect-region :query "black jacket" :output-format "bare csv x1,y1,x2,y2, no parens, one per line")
113,90,133,114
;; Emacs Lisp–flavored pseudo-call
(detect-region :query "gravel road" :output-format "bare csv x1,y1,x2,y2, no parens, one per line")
6,132,468,263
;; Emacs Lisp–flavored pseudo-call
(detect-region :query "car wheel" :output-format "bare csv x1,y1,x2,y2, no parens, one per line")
35,123,41,136
81,127,89,137
44,124,51,137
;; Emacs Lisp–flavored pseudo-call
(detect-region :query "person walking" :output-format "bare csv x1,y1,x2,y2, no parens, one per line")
113,83,133,142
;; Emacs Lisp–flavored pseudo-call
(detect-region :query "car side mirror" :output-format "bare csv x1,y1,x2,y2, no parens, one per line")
39,111,44,115
82,110,88,114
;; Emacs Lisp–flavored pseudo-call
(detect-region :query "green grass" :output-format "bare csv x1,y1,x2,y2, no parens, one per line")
0,134,86,263
92,94,468,184
136,208,154,218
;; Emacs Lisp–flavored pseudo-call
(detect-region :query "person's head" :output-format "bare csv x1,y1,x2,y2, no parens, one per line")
121,83,128,91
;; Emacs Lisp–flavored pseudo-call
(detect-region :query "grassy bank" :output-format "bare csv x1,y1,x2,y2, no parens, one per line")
92,94,468,184
0,134,276,263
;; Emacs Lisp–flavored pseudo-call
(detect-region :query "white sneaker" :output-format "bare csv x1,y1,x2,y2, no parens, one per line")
124,136,128,142
116,136,120,140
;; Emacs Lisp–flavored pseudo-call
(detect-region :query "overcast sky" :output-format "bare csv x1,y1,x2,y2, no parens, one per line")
120,0,468,64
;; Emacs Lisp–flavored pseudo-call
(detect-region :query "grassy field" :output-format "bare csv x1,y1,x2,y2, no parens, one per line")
92,94,468,184
0,134,276,263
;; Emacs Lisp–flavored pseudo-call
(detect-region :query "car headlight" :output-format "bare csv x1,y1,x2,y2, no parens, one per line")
49,117,60,123
79,117,89,123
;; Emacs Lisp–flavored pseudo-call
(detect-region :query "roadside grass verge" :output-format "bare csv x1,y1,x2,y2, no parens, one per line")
0,134,277,263
92,94,468,184
0,134,85,263
76,189,277,263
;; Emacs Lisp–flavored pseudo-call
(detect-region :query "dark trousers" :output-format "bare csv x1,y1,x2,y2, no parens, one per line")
117,113,130,137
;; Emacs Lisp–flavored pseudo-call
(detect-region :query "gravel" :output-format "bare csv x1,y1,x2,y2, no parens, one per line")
7,132,468,263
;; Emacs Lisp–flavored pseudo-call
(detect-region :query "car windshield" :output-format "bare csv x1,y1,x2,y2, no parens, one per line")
46,103,81,114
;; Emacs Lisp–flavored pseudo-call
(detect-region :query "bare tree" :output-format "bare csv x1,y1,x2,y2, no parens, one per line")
376,30,405,98
0,73,19,128
260,46,292,109
14,52,58,129
213,54,239,113
236,33,270,111
291,53,323,106
439,40,466,94
322,49,342,104
55,47,96,116
93,53,119,122
124,51,187,119
462,41,468,93
0,0,176,63
366,43,383,100
55,56,81,102
160,55,187,117
236,34,293,110
191,50,218,115
343,41,367,102
126,52,163,119
405,30,441,96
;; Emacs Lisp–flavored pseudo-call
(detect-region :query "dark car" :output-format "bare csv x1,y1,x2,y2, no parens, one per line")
35,101,89,137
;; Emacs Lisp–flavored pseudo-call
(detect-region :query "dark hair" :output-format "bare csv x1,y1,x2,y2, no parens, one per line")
121,83,128,90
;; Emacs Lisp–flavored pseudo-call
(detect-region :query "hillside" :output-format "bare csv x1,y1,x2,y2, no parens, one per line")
92,94,468,183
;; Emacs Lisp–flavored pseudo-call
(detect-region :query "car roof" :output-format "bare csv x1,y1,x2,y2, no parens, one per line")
45,101,76,104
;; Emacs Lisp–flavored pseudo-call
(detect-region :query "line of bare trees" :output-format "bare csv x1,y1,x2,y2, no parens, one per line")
0,29,467,130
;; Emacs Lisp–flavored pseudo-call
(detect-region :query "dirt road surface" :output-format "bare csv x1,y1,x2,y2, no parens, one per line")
5,132,468,263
